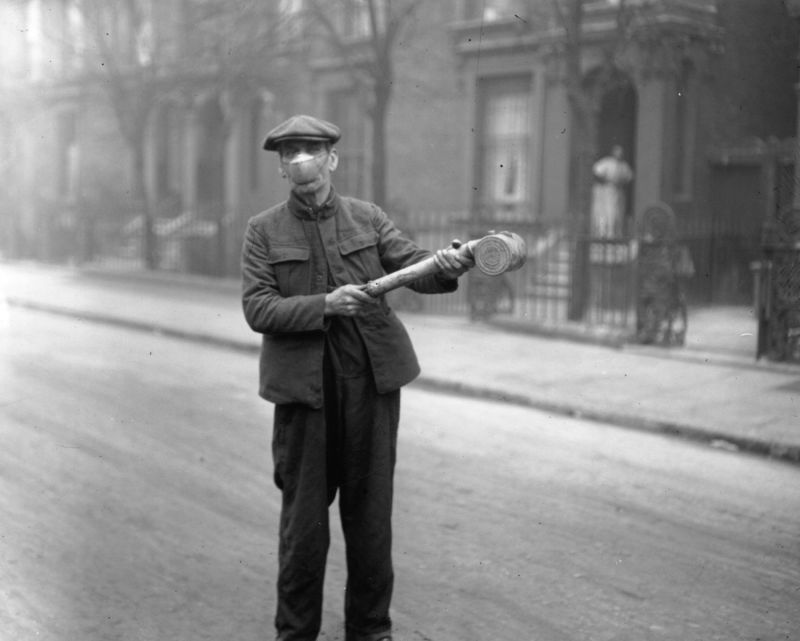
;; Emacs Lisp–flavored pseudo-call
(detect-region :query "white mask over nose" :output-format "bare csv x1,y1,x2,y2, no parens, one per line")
284,150,328,185
289,152,316,165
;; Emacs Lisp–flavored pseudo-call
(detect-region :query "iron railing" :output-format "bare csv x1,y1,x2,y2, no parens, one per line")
4,203,760,340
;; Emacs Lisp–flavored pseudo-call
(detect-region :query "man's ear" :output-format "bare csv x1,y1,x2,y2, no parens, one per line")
328,148,339,172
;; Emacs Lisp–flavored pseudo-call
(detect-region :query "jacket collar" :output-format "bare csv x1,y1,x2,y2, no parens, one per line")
287,187,339,220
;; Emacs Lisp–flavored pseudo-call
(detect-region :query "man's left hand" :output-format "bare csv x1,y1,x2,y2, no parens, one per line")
434,240,474,280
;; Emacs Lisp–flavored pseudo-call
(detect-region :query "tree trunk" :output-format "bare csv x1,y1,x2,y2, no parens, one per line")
567,92,599,321
371,82,390,209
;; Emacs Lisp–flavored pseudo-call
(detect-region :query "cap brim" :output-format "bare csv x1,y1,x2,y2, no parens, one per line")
263,135,337,151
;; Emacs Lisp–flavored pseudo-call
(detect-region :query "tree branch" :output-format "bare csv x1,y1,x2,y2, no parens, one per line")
306,0,374,86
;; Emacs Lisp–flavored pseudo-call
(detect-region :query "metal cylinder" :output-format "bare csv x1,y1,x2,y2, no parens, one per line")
472,232,527,276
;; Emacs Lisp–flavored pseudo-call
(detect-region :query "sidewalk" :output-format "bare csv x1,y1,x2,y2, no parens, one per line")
2,261,799,464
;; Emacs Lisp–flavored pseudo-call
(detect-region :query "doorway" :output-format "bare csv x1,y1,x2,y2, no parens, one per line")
596,75,638,223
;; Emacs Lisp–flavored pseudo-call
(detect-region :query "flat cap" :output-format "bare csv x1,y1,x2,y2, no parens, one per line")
262,114,341,151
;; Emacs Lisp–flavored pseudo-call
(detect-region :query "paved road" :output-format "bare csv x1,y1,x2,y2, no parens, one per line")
1,308,798,640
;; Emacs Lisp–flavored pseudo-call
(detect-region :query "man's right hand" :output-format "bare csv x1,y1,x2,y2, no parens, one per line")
324,284,378,317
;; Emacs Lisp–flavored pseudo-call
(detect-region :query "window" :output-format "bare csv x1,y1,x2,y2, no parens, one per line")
135,0,155,67
280,0,304,13
463,0,528,22
0,2,30,79
476,74,532,217
339,0,384,40
277,0,305,50
327,88,366,198
27,0,44,81
66,1,85,71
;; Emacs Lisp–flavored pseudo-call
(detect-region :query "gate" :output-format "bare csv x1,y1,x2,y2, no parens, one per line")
706,138,796,304
754,245,800,362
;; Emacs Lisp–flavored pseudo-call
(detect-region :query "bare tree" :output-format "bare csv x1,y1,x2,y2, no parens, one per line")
305,0,429,208
75,0,166,268
545,0,638,318
75,0,287,270
549,0,635,220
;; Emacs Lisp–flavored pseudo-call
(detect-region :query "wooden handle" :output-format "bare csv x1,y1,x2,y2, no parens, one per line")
363,232,526,297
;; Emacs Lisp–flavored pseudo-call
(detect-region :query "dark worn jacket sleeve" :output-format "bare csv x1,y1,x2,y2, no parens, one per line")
371,205,459,295
241,220,326,335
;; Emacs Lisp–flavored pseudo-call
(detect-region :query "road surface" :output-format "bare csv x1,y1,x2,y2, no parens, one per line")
1,307,798,640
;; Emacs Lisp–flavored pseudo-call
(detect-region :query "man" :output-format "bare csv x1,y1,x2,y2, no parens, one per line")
241,114,473,641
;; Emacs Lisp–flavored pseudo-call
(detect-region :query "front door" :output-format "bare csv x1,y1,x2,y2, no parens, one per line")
708,163,764,304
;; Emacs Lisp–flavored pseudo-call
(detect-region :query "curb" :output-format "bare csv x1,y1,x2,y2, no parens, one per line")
622,342,800,375
488,316,630,349
78,265,242,295
490,313,800,375
7,297,259,355
409,377,800,466
8,296,800,467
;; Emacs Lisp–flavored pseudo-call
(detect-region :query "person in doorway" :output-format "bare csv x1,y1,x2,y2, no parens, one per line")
591,144,634,238
241,114,473,641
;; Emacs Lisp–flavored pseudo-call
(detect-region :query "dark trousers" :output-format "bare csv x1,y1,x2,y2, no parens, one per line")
272,359,400,641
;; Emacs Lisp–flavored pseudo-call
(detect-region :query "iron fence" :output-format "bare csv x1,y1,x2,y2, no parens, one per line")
6,201,758,339
753,245,800,363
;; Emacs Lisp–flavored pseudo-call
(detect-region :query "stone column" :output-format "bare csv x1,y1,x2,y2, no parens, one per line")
221,88,247,227
783,1,800,229
221,88,249,275
540,53,571,223
181,99,200,217
632,70,670,214
792,49,800,223
143,105,159,212
18,118,38,255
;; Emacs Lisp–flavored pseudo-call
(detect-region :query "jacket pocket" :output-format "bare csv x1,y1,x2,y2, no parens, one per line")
338,231,382,281
338,231,378,256
267,246,310,263
266,245,310,295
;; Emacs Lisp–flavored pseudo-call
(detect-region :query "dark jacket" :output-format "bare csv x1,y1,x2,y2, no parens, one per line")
241,191,457,408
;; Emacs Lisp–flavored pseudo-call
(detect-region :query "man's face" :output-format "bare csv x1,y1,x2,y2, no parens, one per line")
279,140,338,200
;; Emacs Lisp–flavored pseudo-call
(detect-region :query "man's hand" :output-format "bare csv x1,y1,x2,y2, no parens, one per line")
324,284,378,317
434,239,475,280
